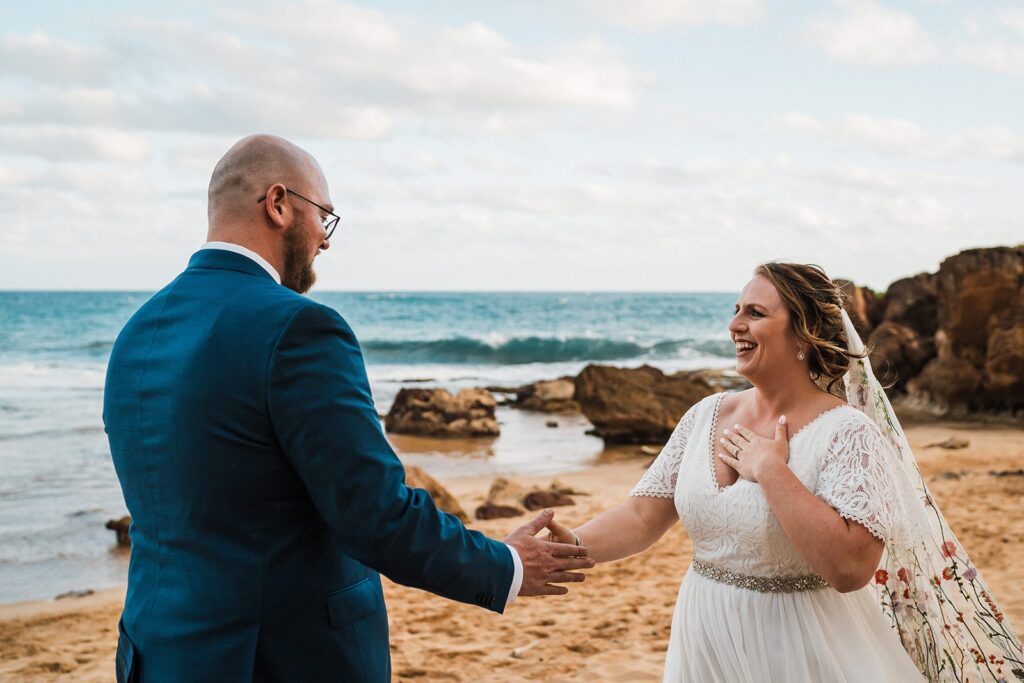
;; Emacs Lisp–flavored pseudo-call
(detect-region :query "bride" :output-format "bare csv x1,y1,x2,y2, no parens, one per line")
547,262,1023,682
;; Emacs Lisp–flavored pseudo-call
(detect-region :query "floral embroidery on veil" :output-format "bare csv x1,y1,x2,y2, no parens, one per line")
841,310,1024,682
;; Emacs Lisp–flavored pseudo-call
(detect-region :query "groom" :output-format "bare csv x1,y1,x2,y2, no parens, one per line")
103,134,592,683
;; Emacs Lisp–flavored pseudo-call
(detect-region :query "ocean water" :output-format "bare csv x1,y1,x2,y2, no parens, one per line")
0,290,737,603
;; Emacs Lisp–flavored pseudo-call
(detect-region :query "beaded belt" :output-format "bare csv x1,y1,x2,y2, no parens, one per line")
690,559,830,593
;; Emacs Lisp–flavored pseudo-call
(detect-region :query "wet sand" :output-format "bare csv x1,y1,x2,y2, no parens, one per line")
1,420,1022,682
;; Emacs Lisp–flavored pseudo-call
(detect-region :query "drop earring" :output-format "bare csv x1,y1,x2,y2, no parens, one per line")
797,349,806,361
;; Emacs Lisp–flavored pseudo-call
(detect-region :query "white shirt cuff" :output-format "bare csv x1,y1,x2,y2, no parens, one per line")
504,544,524,607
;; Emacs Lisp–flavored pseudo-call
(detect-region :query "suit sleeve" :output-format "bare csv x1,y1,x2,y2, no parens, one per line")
267,303,514,612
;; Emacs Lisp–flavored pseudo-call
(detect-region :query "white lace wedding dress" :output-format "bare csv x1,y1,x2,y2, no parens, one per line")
632,393,925,682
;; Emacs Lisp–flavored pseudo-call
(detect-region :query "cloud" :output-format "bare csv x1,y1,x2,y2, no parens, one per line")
768,112,1024,162
0,125,151,162
0,2,650,156
998,8,1024,36
811,164,989,194
581,0,765,31
710,191,845,238
110,4,648,129
0,164,34,188
946,8,1024,76
243,7,649,112
955,40,1024,75
804,0,938,66
0,31,111,85
645,158,769,184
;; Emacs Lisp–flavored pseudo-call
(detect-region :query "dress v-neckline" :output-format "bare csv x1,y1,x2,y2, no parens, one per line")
706,392,850,494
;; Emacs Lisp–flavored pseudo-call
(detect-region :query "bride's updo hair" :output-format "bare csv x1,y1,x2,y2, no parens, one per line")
753,262,864,396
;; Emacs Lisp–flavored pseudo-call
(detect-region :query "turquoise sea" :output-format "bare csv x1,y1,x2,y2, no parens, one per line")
0,291,737,603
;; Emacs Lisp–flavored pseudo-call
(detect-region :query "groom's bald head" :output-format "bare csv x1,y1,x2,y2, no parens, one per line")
204,134,334,294
207,134,323,225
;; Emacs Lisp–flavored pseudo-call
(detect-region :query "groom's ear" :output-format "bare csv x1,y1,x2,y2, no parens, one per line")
261,183,292,230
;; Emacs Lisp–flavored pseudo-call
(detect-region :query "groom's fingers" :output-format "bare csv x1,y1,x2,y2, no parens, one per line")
544,540,589,557
551,556,594,571
548,571,586,584
537,584,570,596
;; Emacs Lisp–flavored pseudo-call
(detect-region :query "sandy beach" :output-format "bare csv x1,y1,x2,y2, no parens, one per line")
1,419,1022,682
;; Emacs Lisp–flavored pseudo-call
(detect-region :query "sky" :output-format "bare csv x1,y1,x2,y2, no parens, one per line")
1,0,1022,292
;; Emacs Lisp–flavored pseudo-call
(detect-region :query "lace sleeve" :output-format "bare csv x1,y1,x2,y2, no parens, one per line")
628,405,697,499
815,414,902,543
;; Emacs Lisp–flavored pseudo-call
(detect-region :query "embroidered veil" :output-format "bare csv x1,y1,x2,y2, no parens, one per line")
840,309,1023,682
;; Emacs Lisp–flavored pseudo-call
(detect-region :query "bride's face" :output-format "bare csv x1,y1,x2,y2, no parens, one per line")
728,275,801,381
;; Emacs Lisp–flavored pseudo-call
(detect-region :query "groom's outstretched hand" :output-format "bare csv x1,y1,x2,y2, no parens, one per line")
504,509,594,596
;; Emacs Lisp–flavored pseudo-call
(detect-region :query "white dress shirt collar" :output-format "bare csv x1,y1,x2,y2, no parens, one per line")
200,242,281,285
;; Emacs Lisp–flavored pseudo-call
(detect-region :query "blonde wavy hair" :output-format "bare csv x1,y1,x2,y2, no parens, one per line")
754,262,867,396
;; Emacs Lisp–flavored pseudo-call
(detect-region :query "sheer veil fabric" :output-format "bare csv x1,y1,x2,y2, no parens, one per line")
839,309,1023,682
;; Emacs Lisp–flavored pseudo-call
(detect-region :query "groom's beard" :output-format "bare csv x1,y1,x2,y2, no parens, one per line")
281,223,317,294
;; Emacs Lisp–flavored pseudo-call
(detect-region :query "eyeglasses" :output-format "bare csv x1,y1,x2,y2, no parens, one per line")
257,188,340,240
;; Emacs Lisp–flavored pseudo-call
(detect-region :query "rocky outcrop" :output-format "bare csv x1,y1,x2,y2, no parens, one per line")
574,365,720,444
874,273,938,337
984,307,1024,405
835,246,1022,416
514,378,580,414
909,247,1024,413
405,465,469,523
837,280,882,338
385,388,500,437
862,273,939,392
868,322,934,393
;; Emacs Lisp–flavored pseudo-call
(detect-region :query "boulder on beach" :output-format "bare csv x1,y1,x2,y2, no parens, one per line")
405,465,469,523
549,479,589,497
105,516,131,547
475,478,529,519
514,378,580,414
474,478,580,520
523,490,575,511
926,437,970,450
385,388,500,437
574,365,720,444
475,503,524,520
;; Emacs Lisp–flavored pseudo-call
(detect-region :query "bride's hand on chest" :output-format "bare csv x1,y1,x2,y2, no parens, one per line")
717,416,790,483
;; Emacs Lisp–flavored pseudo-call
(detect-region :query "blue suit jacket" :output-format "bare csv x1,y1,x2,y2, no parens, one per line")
103,249,513,682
